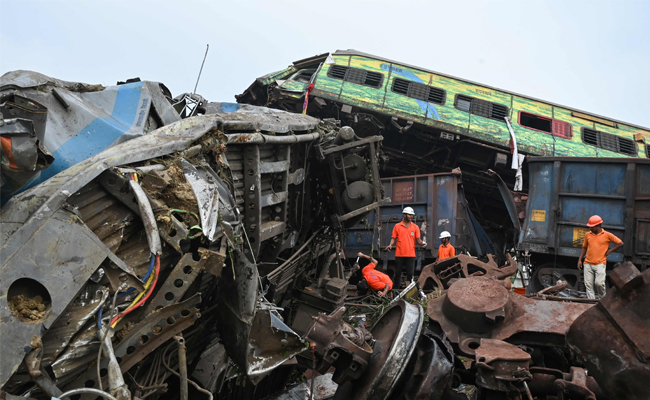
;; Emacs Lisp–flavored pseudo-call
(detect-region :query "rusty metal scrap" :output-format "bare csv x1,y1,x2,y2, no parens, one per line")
418,253,518,292
428,276,593,355
566,262,650,400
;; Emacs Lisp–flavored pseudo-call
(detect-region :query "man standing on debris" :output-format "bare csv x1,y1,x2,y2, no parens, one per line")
577,215,624,299
356,252,393,297
437,231,455,261
385,207,426,287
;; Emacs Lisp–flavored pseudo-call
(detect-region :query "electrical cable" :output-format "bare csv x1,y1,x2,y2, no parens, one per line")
117,253,155,300
110,255,160,327
97,286,124,392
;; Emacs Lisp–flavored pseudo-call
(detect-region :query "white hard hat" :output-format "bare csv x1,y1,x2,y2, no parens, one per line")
439,231,451,239
402,207,415,215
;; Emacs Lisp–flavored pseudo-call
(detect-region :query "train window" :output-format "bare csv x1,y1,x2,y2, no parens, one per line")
518,111,573,139
326,65,383,88
455,95,508,122
391,78,446,105
646,144,650,159
520,112,551,132
552,120,573,139
582,128,637,156
291,69,316,83
490,104,509,120
328,65,347,80
455,95,472,112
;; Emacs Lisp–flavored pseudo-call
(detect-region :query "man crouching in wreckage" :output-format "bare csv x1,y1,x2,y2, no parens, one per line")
355,252,393,297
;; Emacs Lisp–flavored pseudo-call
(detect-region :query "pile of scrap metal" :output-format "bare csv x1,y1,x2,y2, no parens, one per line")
0,71,387,399
274,261,649,400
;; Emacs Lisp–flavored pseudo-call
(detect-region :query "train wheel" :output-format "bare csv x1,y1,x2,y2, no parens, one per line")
527,264,584,294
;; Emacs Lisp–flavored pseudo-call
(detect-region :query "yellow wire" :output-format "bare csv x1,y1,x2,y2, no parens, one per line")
111,271,155,327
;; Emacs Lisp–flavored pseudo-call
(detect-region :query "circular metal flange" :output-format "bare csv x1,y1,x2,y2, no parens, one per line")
443,277,511,334
334,300,424,400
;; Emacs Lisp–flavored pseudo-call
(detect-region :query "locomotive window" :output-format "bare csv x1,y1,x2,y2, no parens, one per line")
582,128,637,156
455,95,508,122
391,78,446,105
327,65,383,88
646,144,650,159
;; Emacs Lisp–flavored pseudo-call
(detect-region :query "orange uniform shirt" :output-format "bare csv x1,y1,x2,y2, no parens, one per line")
582,229,622,265
362,261,393,291
391,221,421,257
438,243,455,260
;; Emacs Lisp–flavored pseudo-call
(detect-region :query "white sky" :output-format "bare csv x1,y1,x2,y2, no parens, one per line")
2,0,649,128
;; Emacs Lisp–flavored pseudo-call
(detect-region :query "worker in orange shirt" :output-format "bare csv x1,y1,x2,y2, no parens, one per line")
385,207,426,287
356,252,393,297
437,231,455,261
577,215,624,299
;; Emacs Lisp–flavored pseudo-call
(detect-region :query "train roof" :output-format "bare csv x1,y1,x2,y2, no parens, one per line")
328,49,649,132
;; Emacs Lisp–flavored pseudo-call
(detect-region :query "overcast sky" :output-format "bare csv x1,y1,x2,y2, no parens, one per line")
2,0,649,128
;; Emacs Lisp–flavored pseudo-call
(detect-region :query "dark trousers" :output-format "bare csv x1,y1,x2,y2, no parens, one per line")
394,257,416,286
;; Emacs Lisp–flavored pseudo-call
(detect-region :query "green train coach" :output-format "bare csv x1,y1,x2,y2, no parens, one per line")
238,50,650,177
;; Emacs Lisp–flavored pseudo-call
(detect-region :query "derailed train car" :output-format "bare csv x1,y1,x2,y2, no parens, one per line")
0,72,387,399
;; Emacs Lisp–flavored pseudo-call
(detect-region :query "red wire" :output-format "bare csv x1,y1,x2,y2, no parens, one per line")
110,255,160,327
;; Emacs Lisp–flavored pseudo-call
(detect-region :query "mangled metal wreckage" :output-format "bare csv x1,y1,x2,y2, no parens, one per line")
1,71,649,400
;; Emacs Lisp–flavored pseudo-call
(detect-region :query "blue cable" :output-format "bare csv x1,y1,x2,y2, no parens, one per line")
100,253,155,328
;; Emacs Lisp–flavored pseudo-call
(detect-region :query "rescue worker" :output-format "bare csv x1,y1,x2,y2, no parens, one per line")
577,215,624,299
437,231,455,261
385,207,426,287
356,252,393,297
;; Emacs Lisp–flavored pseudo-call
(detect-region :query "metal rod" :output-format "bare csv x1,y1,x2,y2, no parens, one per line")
58,388,118,400
194,44,209,94
175,335,189,400
225,132,320,144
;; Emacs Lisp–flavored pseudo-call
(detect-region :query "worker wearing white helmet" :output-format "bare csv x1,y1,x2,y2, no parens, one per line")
385,206,426,287
438,231,455,261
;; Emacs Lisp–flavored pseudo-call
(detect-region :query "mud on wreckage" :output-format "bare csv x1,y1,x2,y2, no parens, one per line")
0,71,387,400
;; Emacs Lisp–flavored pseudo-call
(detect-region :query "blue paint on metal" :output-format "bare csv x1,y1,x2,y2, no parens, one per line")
32,82,144,185
217,103,242,113
344,173,496,264
521,157,650,265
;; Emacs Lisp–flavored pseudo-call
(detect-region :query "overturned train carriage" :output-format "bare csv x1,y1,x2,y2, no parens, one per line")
0,103,385,399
